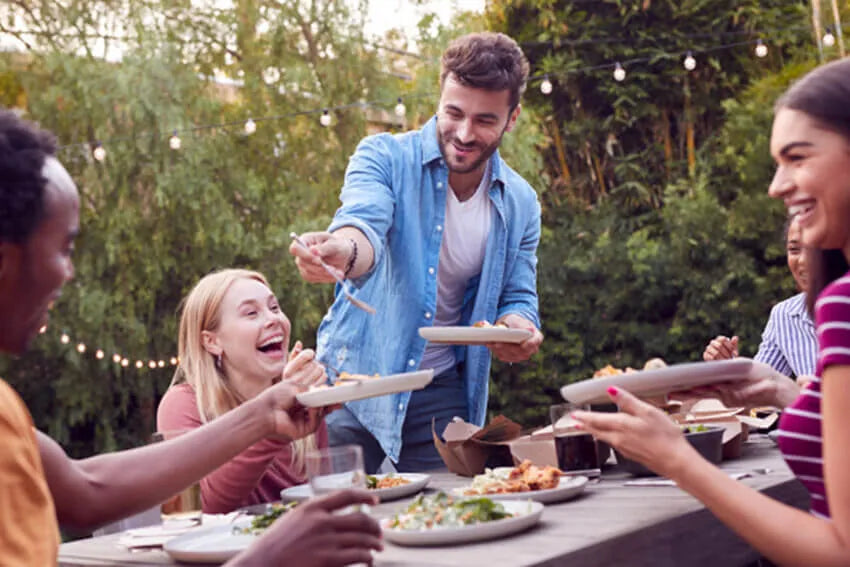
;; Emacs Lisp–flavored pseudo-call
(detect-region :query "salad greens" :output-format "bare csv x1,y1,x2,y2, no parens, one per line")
387,492,513,531
234,502,297,535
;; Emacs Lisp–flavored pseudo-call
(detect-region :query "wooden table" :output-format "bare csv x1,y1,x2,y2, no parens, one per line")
59,436,808,567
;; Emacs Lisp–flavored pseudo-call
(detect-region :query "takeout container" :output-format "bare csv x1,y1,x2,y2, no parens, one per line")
614,425,724,476
433,416,559,476
671,399,777,460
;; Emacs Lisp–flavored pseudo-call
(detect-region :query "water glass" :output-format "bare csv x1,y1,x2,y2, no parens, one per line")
305,445,367,496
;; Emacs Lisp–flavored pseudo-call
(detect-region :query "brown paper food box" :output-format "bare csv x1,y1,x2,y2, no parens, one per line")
433,416,558,476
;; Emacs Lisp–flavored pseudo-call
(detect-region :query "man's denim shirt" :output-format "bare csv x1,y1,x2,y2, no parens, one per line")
317,116,541,462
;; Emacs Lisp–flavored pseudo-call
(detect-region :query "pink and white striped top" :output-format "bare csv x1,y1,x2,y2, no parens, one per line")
777,271,850,520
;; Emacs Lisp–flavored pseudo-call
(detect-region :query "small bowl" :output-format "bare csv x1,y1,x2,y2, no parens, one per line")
614,425,724,477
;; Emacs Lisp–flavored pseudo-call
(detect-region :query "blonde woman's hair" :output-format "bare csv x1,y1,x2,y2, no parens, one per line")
172,268,315,473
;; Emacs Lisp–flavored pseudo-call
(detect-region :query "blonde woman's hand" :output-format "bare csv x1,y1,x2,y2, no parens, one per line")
283,344,327,388
572,387,697,479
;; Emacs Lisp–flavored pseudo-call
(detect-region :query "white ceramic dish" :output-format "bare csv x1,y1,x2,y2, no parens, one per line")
281,473,431,503
452,474,588,504
296,369,434,408
163,522,256,563
381,500,543,547
560,358,780,405
418,326,532,345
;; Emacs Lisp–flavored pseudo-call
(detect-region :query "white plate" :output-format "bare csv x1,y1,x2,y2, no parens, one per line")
163,522,256,563
280,473,431,503
452,475,588,504
418,326,532,345
560,358,780,405
296,369,434,408
381,500,543,546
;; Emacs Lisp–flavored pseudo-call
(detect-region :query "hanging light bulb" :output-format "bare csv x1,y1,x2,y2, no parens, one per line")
394,98,406,117
540,76,553,95
39,325,47,334
158,360,165,368
121,358,129,367
135,360,143,369
823,28,836,47
92,143,106,162
244,118,257,135
112,353,121,363
263,67,280,85
613,62,626,82
148,360,157,369
169,131,181,150
95,349,105,360
755,39,768,58
683,51,696,71
319,109,332,127
76,343,86,353
60,333,70,344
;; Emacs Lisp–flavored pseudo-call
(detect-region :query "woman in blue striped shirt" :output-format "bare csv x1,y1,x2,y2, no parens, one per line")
696,217,815,408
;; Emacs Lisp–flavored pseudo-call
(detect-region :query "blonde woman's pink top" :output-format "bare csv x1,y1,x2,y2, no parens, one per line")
157,382,328,513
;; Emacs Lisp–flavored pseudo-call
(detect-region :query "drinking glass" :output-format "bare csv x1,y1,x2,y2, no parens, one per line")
550,403,601,477
305,445,367,497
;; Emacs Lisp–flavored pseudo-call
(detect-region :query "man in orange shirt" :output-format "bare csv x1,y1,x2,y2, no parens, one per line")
0,110,382,565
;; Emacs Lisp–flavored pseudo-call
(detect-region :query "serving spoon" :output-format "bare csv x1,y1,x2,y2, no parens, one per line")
290,232,376,315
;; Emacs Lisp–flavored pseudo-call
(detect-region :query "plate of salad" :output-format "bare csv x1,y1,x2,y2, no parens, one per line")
163,502,296,562
381,492,544,546
280,473,430,503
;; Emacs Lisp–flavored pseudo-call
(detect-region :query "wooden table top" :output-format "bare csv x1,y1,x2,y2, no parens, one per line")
59,435,808,567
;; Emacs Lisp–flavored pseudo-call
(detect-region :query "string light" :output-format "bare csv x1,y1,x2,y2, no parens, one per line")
60,333,70,344
319,109,332,127
95,349,105,359
244,118,257,135
76,342,86,353
823,28,836,47
135,360,143,369
39,325,47,334
683,51,696,71
121,358,129,367
613,62,626,82
263,67,280,85
168,131,181,150
92,143,106,161
112,354,121,363
394,98,406,117
755,39,768,58
148,360,157,368
540,76,553,95
158,360,166,368
170,357,178,365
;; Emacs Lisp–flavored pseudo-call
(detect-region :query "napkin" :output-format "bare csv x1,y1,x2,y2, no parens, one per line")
118,513,239,549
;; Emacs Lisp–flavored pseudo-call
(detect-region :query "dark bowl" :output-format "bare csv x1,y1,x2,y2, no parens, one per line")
614,425,724,477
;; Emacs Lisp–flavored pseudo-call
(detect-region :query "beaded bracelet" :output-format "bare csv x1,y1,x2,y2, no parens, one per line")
344,238,358,277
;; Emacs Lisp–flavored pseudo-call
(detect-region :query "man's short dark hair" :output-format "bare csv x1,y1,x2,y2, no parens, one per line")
0,110,57,243
440,32,530,110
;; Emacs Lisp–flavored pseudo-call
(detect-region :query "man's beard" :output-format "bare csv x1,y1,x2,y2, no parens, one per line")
437,126,507,175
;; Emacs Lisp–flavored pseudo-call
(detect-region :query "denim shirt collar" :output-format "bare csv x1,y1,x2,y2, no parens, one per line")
420,116,508,190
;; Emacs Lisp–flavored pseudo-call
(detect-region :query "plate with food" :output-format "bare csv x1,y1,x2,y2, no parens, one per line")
280,473,430,503
295,369,434,408
418,321,532,345
381,492,543,546
163,502,295,562
452,461,588,504
560,358,781,405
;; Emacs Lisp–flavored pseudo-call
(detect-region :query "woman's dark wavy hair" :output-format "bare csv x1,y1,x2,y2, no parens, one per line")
774,58,850,315
0,109,57,244
440,32,529,111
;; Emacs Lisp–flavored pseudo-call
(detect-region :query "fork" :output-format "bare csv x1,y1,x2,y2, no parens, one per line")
290,232,376,315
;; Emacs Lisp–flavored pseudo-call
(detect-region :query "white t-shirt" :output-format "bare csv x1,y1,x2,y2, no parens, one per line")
420,167,493,375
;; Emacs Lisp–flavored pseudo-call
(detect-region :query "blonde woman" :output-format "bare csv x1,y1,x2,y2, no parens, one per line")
157,269,328,513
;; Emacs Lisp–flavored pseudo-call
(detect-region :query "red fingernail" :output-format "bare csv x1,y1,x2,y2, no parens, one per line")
607,386,619,396
573,422,583,430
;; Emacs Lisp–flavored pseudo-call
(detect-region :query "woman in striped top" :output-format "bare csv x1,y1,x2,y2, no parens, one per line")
574,58,850,566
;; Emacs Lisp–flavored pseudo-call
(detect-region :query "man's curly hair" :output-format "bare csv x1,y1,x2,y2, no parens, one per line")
0,110,58,243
